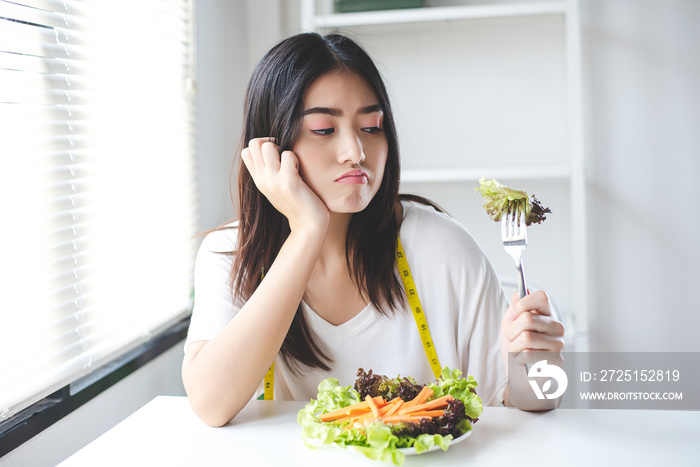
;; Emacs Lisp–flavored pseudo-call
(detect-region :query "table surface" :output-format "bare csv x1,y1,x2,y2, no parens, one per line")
59,396,699,467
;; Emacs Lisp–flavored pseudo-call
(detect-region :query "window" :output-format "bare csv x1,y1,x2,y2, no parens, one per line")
0,0,198,424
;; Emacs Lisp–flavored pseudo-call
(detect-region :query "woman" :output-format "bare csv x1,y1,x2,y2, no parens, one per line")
182,33,565,427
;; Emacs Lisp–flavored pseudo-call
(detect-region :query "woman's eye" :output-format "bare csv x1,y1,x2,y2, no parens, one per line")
312,128,334,136
361,126,383,134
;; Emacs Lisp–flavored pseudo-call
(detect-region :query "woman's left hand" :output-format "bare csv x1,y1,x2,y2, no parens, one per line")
500,290,565,375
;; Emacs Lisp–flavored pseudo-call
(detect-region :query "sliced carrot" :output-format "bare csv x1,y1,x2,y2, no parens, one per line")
383,399,404,417
406,409,444,418
399,395,453,415
321,388,452,426
422,394,454,410
381,415,431,424
377,401,397,416
365,394,381,418
319,396,385,422
413,386,434,405
401,386,433,409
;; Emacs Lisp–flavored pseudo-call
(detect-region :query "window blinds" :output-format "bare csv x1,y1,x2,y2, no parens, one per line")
0,0,198,420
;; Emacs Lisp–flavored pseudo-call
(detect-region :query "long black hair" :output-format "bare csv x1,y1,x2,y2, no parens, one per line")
233,33,405,372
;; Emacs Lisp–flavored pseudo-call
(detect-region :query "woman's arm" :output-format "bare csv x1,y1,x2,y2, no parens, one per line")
182,225,325,426
182,139,329,426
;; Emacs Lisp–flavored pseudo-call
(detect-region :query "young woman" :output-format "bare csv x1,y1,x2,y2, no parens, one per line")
182,33,565,427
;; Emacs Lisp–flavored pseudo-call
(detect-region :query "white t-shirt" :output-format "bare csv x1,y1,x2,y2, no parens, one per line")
185,200,509,406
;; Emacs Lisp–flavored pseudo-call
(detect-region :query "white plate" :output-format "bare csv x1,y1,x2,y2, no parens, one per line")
398,429,472,456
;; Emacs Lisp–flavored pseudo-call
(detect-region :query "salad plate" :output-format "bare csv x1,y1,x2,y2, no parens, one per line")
299,367,483,465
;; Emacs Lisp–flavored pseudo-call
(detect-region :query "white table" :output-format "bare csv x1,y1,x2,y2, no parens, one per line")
59,396,699,466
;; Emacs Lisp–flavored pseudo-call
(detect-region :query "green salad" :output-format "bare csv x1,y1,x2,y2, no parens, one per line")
474,176,551,225
297,367,482,465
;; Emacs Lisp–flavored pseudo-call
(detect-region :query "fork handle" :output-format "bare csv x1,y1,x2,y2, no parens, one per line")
516,260,528,299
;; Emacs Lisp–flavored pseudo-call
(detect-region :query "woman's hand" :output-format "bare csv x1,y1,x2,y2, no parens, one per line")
500,290,566,409
241,138,329,234
500,290,565,364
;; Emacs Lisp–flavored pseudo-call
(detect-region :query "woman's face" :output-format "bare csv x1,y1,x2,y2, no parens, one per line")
292,71,388,214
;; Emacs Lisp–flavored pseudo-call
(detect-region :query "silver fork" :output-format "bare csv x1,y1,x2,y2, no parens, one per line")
501,207,528,298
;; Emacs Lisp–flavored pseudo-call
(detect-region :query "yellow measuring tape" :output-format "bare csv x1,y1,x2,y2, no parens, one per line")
263,361,274,400
395,237,442,379
262,235,441,400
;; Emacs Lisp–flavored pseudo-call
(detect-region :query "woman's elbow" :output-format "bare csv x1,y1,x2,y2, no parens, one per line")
186,392,240,427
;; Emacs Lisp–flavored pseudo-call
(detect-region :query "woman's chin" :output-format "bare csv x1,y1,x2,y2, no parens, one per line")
325,195,373,215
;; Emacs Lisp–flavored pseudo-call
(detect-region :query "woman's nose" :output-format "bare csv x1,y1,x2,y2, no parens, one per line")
337,132,365,165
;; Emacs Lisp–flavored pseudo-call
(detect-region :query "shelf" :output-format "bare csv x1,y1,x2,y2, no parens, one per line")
307,1,565,29
400,164,570,183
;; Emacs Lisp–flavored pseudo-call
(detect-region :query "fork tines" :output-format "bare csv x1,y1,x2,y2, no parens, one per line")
501,206,528,298
501,208,527,245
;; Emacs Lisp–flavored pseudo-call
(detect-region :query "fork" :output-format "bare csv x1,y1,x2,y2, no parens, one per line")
501,206,528,299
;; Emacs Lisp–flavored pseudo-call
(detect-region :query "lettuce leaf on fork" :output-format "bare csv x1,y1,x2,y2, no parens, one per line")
474,176,551,225
297,367,483,465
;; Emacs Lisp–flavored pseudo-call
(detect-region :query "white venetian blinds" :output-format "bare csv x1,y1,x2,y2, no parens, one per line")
0,0,198,420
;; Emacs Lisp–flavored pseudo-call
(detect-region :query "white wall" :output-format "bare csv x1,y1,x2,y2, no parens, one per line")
195,0,249,229
196,0,286,230
582,0,700,351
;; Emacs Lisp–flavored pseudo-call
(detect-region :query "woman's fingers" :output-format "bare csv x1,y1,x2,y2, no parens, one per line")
506,314,565,352
506,311,555,341
243,138,279,172
510,290,552,318
503,290,565,354
260,141,281,171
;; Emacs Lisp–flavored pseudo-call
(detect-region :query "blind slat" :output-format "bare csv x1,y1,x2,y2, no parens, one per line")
1,0,197,420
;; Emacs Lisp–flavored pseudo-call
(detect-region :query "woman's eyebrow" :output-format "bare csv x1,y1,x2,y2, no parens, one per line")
359,104,382,115
302,107,341,117
301,104,383,117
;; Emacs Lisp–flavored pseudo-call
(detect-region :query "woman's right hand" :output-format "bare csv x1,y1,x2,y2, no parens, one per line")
241,138,329,234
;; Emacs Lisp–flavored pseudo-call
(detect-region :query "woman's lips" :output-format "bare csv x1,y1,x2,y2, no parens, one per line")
336,169,368,184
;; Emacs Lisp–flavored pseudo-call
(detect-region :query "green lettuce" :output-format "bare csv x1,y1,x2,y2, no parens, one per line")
427,366,483,421
297,367,482,465
474,176,551,225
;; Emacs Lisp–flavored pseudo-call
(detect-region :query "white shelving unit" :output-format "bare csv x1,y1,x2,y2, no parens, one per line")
300,0,588,351
301,1,565,28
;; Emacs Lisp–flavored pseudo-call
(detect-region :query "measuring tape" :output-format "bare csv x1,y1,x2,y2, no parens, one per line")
263,361,274,400
395,237,443,379
262,235,442,400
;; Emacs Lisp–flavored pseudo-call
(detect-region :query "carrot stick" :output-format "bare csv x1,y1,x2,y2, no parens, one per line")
399,395,453,415
401,386,433,410
378,401,399,416
381,415,431,424
319,396,385,422
406,409,445,418
366,394,380,418
383,399,404,417
412,386,434,405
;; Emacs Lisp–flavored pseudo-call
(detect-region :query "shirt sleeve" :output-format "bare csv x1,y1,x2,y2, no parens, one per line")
184,226,240,351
